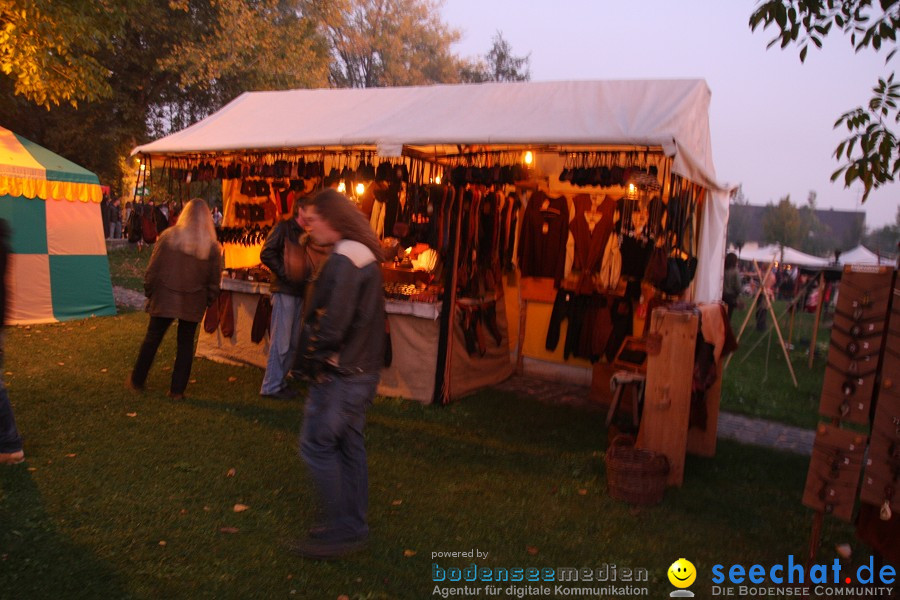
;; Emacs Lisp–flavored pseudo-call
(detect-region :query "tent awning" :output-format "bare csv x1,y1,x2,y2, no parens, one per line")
838,245,896,266
0,126,102,202
133,79,730,193
738,245,831,268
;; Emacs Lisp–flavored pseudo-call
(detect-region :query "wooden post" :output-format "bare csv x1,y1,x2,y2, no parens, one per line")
808,271,825,369
753,260,798,388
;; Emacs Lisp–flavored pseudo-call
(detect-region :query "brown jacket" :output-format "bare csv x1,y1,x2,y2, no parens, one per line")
144,231,222,322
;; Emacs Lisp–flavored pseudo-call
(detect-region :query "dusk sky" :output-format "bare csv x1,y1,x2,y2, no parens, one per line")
441,0,900,231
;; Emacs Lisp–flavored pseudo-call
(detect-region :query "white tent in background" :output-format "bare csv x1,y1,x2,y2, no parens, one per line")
838,245,895,266
737,245,830,268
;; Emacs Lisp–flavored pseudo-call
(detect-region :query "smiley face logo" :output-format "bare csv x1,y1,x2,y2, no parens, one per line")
668,558,696,588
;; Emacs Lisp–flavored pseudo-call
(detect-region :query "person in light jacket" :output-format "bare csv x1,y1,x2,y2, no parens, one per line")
128,198,222,399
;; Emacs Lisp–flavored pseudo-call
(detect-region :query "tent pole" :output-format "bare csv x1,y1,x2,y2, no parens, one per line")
808,271,825,369
753,260,798,388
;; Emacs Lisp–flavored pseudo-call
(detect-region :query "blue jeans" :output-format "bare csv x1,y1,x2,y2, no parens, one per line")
300,372,379,541
260,293,303,395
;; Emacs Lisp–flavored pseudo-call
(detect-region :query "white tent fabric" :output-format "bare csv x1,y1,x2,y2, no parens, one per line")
838,245,895,266
134,79,732,301
738,245,831,268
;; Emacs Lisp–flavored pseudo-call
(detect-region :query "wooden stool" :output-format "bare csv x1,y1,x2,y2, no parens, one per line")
606,371,646,432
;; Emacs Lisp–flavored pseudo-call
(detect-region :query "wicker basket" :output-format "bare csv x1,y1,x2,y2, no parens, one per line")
605,435,669,506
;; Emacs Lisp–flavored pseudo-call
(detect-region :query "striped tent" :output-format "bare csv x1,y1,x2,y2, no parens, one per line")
0,125,115,324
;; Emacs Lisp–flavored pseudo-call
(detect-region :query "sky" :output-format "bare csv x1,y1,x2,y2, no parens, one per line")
440,0,900,231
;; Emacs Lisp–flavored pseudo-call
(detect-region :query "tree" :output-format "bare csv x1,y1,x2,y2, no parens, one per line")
762,196,805,248
797,190,831,255
0,0,330,194
0,0,125,108
459,31,531,83
726,185,751,253
749,1,900,202
308,0,463,88
864,205,900,255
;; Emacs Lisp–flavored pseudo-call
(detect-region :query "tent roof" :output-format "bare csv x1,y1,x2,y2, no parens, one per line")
738,245,831,268
133,79,727,191
0,126,100,185
838,245,895,266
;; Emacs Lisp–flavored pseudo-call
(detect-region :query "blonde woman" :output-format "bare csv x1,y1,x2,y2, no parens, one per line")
128,198,222,399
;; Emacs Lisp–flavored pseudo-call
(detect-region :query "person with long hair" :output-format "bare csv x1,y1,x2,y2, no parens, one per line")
128,198,222,399
289,188,385,560
722,252,741,321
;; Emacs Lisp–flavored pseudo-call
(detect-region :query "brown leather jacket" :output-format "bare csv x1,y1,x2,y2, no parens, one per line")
144,231,222,322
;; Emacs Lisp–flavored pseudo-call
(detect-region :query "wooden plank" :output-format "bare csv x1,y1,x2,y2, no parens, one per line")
686,361,722,457
637,308,698,487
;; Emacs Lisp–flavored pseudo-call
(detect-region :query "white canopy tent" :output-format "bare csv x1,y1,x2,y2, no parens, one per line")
738,244,831,268
134,79,733,302
838,245,895,266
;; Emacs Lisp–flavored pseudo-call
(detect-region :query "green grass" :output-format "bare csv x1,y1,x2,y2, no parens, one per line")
0,312,863,599
721,299,831,429
107,243,151,293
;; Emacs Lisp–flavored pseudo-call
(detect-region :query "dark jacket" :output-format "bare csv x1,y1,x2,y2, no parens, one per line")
259,218,306,296
299,240,385,377
144,230,222,322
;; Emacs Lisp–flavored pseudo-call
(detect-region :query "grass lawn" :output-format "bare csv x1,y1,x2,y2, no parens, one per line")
721,299,831,429
0,311,864,599
107,243,151,293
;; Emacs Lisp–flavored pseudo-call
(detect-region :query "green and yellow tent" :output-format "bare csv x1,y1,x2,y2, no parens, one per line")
0,125,115,324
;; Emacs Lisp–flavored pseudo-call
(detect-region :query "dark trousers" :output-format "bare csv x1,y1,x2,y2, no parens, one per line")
131,316,199,395
300,372,379,542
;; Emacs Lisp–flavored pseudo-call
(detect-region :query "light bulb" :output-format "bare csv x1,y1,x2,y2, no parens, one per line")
434,175,442,184
337,181,346,193
524,151,534,165
355,182,365,195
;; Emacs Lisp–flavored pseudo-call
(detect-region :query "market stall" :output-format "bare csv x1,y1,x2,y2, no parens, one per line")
133,79,732,407
0,125,116,324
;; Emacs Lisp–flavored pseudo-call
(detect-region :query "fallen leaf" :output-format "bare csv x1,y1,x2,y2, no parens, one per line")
578,488,588,496
4,371,11,376
180,509,188,515
158,540,167,547
286,574,293,580
227,376,238,383
403,549,416,557
526,546,539,555
233,504,249,513
190,379,197,384
90,326,97,330
57,362,65,366
226,468,236,477
65,453,77,458
391,499,402,506
27,467,36,472
204,506,211,512
126,412,137,418
100,368,108,373
338,595,350,600
219,527,239,534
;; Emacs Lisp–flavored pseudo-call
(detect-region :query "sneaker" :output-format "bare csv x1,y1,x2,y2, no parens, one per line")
285,535,367,560
261,387,298,400
0,450,25,465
